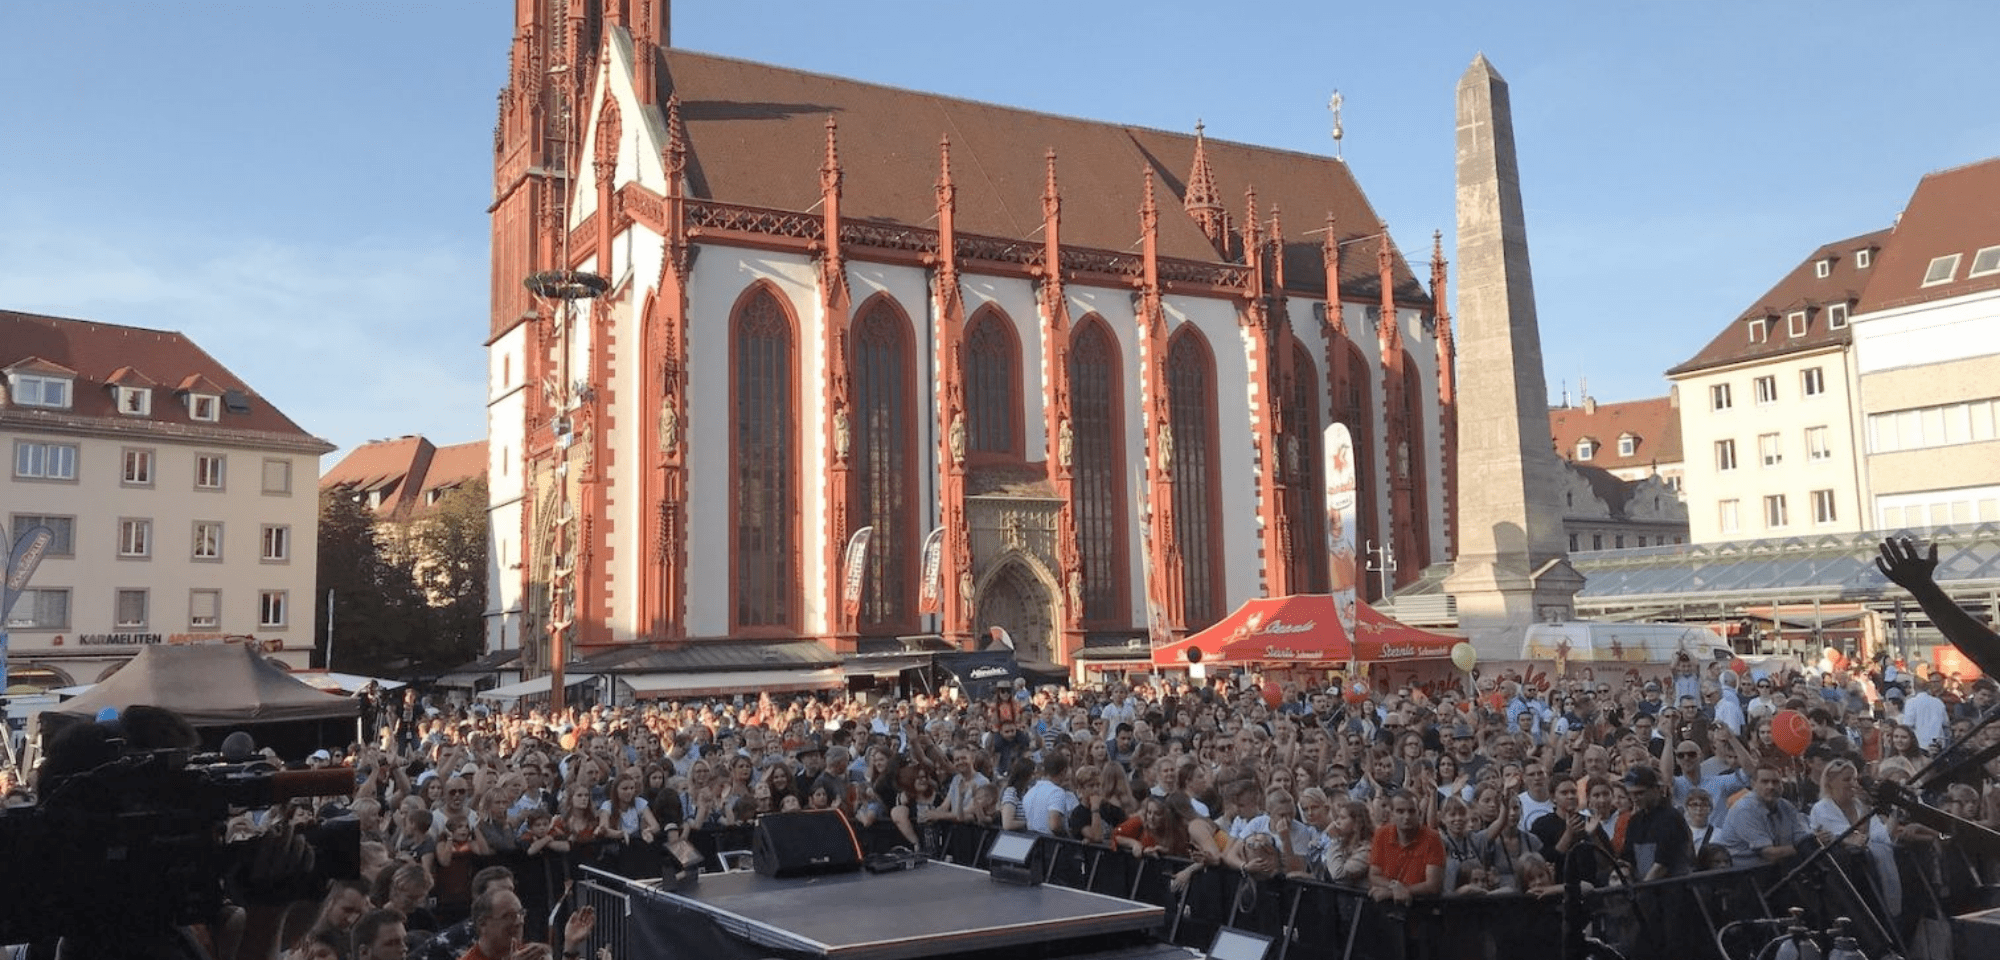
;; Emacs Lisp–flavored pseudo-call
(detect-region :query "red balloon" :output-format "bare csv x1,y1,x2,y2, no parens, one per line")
1772,709,1812,757
1730,658,1749,674
1262,681,1284,709
1345,679,1371,704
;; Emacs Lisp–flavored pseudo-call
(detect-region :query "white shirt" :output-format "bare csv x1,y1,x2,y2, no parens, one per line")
1021,778,1078,836
1904,690,1949,750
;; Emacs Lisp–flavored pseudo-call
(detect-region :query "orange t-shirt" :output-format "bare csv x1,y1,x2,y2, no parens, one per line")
1370,823,1445,886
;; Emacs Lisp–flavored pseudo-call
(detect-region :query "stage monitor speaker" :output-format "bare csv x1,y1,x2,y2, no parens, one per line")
752,809,864,879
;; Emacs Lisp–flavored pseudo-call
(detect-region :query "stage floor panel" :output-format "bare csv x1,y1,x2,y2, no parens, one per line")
656,861,1166,960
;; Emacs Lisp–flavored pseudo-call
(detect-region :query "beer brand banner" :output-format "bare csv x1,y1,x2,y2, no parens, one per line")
2,523,58,693
1323,424,1359,650
841,526,874,621
916,526,946,614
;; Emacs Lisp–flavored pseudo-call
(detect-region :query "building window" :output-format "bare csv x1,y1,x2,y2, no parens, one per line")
1575,439,1595,461
122,448,154,486
1764,494,1789,529
1614,535,1625,549
849,298,915,635
195,454,226,490
1591,534,1604,551
1169,330,1225,628
1070,317,1126,625
118,518,152,558
1710,383,1732,411
1747,318,1768,344
189,393,220,422
964,307,1021,458
115,386,152,415
1867,398,1999,453
1815,259,1832,279
1923,254,1960,286
192,521,223,561
1856,249,1872,269
190,589,221,630
1970,246,2000,278
1715,439,1738,471
13,440,77,480
1754,376,1778,405
1719,499,1741,534
1802,367,1825,397
1569,533,1580,552
258,590,288,628
11,374,72,409
1758,432,1783,467
1827,303,1848,329
115,589,149,629
5,587,69,629
9,514,75,556
1806,425,1832,461
1618,435,1636,457
262,458,292,495
1787,311,1808,338
730,285,798,631
261,524,290,562
1812,489,1837,525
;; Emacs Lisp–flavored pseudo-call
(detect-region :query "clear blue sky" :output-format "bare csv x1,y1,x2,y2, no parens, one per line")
3,2,1995,465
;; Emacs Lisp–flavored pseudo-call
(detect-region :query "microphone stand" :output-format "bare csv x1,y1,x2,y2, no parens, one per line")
1758,799,1900,955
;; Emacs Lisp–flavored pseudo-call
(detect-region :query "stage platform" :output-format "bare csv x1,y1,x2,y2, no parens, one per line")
599,861,1171,960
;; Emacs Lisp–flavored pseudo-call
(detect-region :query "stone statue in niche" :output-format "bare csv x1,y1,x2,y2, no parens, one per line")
958,571,975,614
1057,418,1073,470
658,398,679,454
1067,570,1083,613
1157,423,1175,474
1397,440,1411,478
834,407,851,462
949,412,966,465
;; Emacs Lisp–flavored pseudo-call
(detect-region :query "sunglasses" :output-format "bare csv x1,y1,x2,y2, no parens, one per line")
1677,752,1699,758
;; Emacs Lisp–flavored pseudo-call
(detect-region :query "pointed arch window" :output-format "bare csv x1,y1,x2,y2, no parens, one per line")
1069,318,1125,626
1338,344,1379,600
1287,345,1329,594
731,286,798,631
1168,331,1224,630
852,298,917,635
1401,359,1432,571
965,307,1022,459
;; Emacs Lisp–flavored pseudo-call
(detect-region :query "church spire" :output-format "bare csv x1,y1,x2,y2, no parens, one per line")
1184,121,1227,251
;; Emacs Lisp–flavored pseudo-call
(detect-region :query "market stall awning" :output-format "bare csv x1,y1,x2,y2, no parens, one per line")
1152,596,1460,667
935,651,1023,698
475,673,599,702
293,671,407,694
618,667,845,700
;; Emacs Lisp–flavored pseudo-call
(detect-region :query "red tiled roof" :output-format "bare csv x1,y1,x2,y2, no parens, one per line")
1668,229,1892,376
1550,395,1683,471
321,435,486,519
1857,156,2000,314
0,309,330,449
658,49,1429,305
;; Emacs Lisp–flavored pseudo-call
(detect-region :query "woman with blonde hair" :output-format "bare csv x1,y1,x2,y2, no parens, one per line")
1809,757,1901,915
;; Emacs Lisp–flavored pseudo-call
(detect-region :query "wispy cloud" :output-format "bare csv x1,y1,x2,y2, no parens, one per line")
0,212,490,465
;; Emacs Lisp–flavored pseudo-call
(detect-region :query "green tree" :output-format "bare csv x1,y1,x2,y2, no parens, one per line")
411,476,488,670
315,489,429,674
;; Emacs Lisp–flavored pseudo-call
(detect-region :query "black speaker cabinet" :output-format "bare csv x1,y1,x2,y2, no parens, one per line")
752,809,864,878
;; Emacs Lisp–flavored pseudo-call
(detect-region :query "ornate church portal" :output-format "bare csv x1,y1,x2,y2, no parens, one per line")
976,561,1057,664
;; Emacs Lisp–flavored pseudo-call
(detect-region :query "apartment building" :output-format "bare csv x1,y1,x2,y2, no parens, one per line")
2,310,333,688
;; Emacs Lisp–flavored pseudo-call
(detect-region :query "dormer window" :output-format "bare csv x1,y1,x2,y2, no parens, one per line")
1828,303,1849,329
1747,318,1769,344
1815,259,1832,279
11,373,72,409
116,387,151,416
188,394,219,422
1971,245,2000,279
1787,310,1808,338
1618,434,1636,457
1575,439,1595,461
1923,254,1960,287
1855,249,1872,269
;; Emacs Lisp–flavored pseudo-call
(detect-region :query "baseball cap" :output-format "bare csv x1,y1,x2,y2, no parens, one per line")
308,748,332,763
1622,766,1663,789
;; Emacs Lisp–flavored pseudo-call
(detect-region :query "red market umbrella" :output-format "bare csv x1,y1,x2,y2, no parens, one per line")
1151,595,1458,667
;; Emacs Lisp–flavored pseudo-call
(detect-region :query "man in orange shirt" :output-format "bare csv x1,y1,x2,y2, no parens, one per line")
1367,793,1443,903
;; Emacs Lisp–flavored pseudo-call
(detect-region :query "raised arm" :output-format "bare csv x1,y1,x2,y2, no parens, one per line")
1879,538,2000,677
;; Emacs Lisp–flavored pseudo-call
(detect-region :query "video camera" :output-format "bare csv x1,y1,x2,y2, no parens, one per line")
0,735,354,946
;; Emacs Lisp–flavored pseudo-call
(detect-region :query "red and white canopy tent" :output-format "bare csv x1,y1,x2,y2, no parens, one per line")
1150,594,1460,668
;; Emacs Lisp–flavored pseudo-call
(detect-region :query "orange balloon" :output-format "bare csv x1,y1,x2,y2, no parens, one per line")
1345,679,1371,704
1262,681,1284,709
1772,709,1812,757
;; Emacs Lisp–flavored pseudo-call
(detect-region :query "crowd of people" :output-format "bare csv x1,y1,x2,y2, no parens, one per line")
7,538,1995,960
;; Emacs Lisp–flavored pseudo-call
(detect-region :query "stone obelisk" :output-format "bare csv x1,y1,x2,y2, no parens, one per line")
1441,54,1582,659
